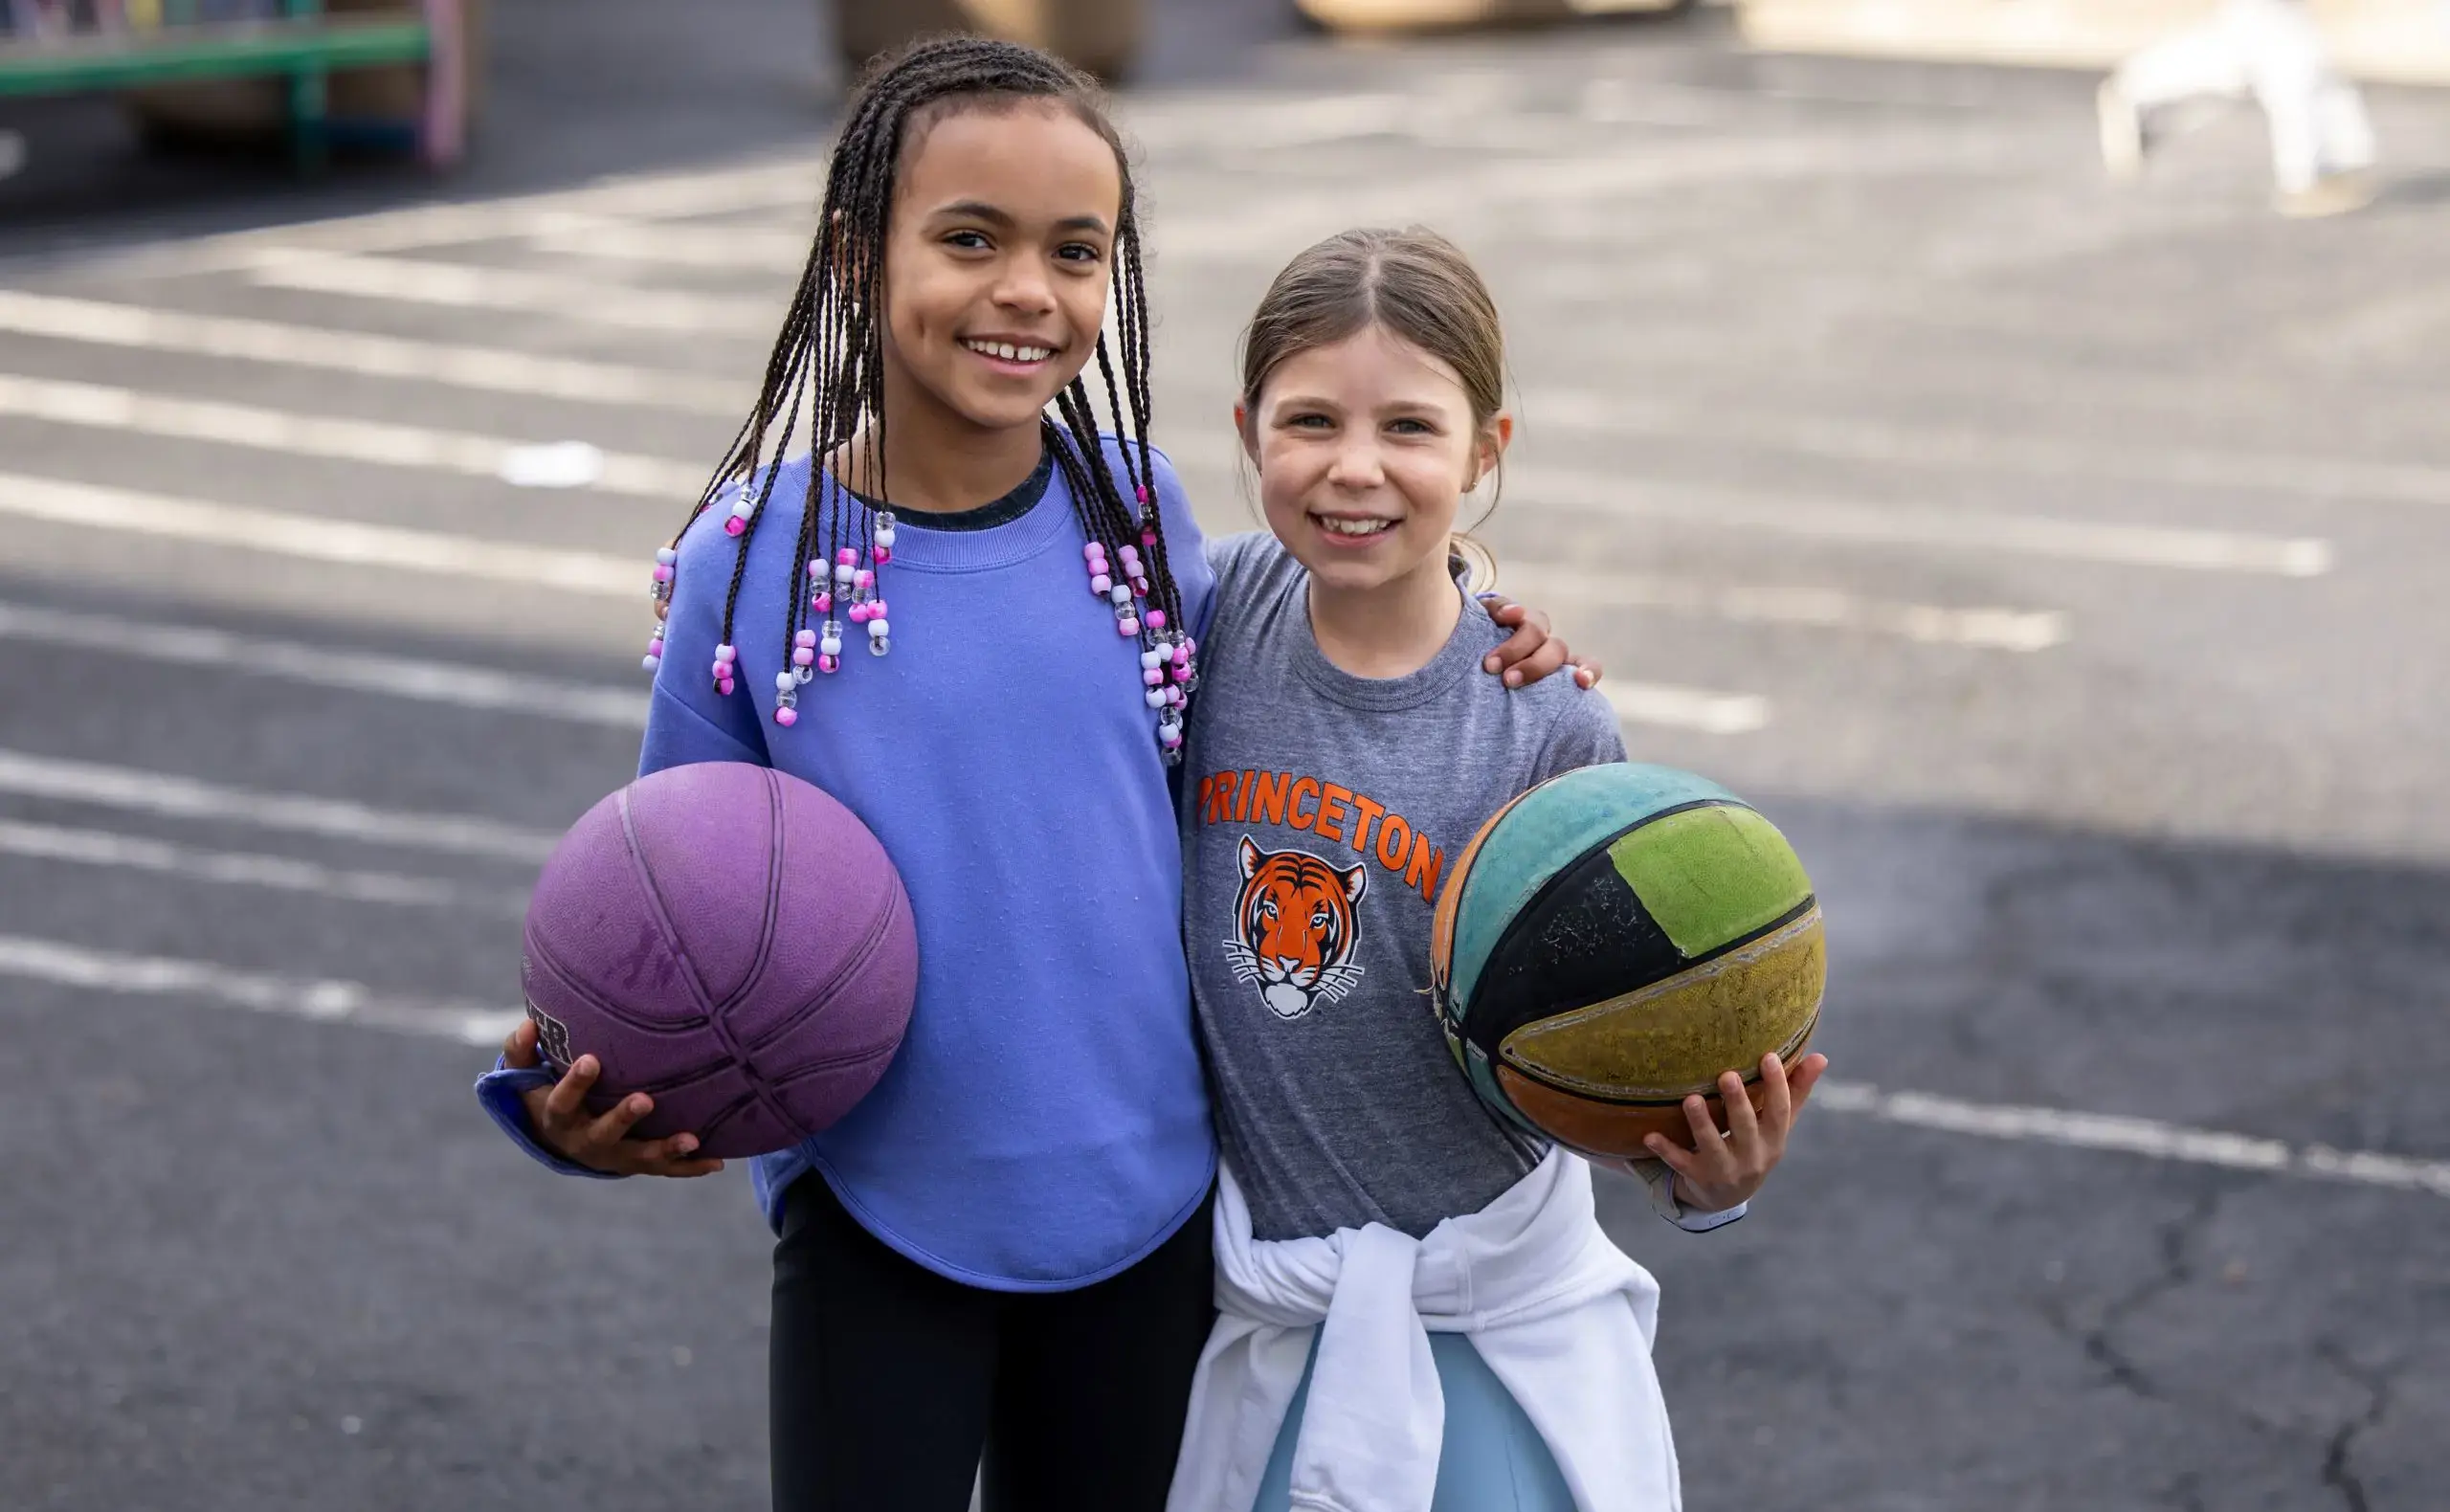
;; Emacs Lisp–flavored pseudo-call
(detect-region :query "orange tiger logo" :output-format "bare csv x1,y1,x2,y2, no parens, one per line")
1224,836,1368,1020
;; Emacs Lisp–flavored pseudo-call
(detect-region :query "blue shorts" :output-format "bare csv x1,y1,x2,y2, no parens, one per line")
1252,1330,1576,1512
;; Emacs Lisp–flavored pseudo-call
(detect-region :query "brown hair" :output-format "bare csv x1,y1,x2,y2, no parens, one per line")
1237,227,1508,587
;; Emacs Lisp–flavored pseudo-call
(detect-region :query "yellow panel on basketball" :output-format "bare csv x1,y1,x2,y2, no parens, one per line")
1498,910,1826,1101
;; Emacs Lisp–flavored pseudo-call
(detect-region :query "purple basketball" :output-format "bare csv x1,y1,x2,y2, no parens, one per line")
519,761,917,1159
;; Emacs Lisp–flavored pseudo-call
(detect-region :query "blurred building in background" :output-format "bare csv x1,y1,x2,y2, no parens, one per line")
0,0,476,171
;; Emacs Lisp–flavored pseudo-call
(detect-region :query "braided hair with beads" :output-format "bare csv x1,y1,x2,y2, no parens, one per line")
639,35,1197,758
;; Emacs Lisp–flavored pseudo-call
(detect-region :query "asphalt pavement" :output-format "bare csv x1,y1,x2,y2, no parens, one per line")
3,4,2447,1509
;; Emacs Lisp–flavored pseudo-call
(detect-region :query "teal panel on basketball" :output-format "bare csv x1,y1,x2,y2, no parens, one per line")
1443,763,1738,1014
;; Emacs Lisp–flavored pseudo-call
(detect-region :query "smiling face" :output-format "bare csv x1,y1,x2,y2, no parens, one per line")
1242,322,1505,597
879,100,1123,440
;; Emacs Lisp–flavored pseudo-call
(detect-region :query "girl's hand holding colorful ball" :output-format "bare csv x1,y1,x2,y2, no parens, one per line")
1621,1051,1826,1214
501,1019,725,1179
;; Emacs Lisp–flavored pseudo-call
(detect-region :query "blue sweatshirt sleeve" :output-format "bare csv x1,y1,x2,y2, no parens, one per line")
475,1058,624,1179
476,500,772,1176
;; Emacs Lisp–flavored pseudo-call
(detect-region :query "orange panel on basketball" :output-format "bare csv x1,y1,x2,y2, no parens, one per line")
1494,1058,1797,1160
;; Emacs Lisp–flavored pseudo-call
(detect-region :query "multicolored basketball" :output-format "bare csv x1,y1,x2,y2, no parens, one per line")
1430,764,1824,1158
519,761,918,1160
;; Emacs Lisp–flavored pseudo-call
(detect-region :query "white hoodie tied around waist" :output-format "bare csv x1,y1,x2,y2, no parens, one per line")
1168,1149,1681,1512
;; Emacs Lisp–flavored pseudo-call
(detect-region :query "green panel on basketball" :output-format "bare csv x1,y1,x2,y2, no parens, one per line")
1605,805,1815,958
1429,764,1826,1159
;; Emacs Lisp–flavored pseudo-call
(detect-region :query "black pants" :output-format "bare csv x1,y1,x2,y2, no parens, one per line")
769,1172,1217,1512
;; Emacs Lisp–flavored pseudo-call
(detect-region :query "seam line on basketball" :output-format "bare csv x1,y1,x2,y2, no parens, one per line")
617,781,736,1054
1498,1011,1821,1105
1503,901,1825,1044
742,875,910,1064
726,767,798,1139
692,1087,763,1139
1601,891,1822,989
1458,795,1748,1048
522,933,713,1041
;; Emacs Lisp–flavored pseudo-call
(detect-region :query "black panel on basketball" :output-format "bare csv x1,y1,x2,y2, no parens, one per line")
1461,843,1683,1056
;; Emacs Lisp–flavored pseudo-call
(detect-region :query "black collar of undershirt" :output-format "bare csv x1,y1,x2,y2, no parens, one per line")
847,448,1055,533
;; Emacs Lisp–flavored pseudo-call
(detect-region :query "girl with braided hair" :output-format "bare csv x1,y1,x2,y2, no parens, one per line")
475,35,1585,1511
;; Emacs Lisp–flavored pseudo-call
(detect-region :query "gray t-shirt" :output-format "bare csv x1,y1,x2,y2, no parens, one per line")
1183,533,1628,1242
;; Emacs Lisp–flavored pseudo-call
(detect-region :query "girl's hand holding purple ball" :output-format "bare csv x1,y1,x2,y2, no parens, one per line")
501,1019,725,1179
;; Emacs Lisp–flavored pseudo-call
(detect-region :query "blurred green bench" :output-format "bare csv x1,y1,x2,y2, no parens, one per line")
0,2,447,171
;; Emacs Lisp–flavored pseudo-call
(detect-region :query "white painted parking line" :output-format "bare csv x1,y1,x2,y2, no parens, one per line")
1518,468,2335,577
0,291,744,415
1603,682,1771,735
0,595,1758,745
241,250,778,337
0,473,642,596
1148,129,2043,264
0,747,562,863
0,600,649,726
6,921,2440,1200
2,594,1751,741
0,373,706,500
2290,283,2450,365
1503,563,2068,652
1815,1080,2450,1198
0,818,527,915
524,218,813,274
0,934,522,1048
1121,92,1421,155
1529,389,2450,509
76,155,827,279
